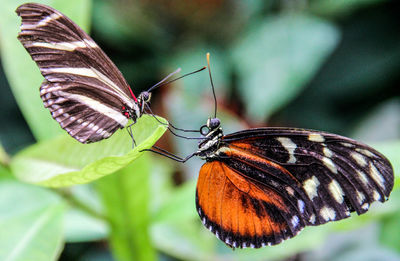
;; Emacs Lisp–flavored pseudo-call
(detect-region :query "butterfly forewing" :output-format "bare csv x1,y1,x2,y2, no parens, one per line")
16,3,137,143
196,127,394,248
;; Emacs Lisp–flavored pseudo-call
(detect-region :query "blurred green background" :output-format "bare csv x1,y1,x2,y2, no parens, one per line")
0,0,399,260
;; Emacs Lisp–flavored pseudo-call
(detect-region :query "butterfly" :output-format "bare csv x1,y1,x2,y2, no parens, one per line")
151,54,395,249
16,3,163,144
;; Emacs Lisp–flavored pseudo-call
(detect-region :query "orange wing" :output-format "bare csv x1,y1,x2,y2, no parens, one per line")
196,160,304,248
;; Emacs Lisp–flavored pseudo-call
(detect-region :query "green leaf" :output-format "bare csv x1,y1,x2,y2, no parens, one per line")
64,184,108,242
151,221,216,261
380,211,400,253
96,154,156,261
0,143,10,167
10,115,167,187
152,180,197,223
232,14,340,121
0,165,13,180
64,208,108,243
0,180,65,261
0,0,92,141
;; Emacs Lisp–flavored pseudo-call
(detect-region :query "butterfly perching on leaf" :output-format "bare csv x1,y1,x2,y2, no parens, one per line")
16,3,204,144
149,54,395,249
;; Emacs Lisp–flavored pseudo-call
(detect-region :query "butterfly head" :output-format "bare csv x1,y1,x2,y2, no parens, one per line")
139,91,152,103
137,91,152,115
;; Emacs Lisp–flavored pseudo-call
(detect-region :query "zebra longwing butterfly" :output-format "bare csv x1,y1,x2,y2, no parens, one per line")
152,54,395,249
16,3,152,143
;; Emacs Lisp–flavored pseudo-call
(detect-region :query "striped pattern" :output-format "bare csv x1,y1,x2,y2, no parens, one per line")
16,3,139,143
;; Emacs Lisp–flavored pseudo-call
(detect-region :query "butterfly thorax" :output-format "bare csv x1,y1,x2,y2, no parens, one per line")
197,118,224,160
120,104,138,121
121,91,151,122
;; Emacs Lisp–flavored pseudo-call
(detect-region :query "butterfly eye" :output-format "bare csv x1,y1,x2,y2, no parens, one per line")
208,118,220,129
145,92,151,102
140,92,151,103
200,125,210,136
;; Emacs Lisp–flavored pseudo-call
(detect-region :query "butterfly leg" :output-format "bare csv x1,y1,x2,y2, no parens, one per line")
141,145,196,163
126,122,137,148
145,104,201,134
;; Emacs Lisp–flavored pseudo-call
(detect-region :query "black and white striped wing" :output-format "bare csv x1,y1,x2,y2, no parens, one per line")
16,3,138,143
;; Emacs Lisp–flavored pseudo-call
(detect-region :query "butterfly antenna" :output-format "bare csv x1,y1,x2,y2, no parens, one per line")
147,66,207,93
206,53,217,118
147,68,181,92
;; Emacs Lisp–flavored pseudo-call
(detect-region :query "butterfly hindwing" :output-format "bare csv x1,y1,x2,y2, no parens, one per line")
196,161,305,248
16,3,137,143
196,127,393,248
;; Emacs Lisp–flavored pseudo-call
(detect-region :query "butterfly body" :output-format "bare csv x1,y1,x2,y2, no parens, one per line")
194,117,394,248
16,3,150,143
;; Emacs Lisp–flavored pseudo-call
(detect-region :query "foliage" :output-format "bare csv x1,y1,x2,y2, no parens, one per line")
0,0,399,261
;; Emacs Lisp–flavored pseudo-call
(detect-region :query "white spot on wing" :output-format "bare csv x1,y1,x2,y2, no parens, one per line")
369,162,385,189
373,190,381,201
356,148,375,157
303,176,320,200
291,216,300,228
351,152,368,167
357,170,369,185
322,157,338,174
323,147,333,158
286,186,295,196
320,206,336,221
276,137,297,163
298,200,305,214
361,203,369,210
357,191,365,204
308,133,325,142
328,180,344,204
309,214,316,224
340,142,353,148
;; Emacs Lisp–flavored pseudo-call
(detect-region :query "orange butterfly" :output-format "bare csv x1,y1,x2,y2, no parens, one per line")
150,54,394,248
